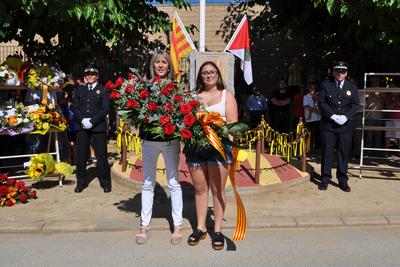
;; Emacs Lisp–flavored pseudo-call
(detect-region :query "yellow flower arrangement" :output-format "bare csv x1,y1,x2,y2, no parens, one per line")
27,153,73,180
27,104,67,134
25,65,66,90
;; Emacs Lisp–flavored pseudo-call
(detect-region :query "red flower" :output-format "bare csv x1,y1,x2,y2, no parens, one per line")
6,179,16,186
62,118,68,124
0,173,8,183
110,91,121,100
160,87,170,96
166,82,175,90
180,104,193,115
115,76,123,88
125,84,134,94
163,102,174,112
128,73,137,81
163,123,175,135
20,185,27,193
153,76,161,83
105,80,115,90
183,113,196,126
127,99,139,109
139,89,149,99
159,115,171,125
173,95,183,103
148,102,158,112
30,190,37,198
189,99,200,107
15,181,24,190
0,185,9,196
5,200,13,207
180,129,192,139
19,194,28,203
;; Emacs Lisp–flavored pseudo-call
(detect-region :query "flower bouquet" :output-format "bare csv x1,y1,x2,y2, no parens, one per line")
0,103,34,136
0,173,37,207
27,153,74,180
108,70,249,156
25,64,66,105
25,64,66,90
107,70,202,141
27,103,67,134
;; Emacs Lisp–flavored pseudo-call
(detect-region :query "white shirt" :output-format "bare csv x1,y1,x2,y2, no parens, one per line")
205,89,227,121
303,93,321,122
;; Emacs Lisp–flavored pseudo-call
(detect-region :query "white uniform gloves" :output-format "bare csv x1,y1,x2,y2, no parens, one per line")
81,118,93,129
330,114,348,125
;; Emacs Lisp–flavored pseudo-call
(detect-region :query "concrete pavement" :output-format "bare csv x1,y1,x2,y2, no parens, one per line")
1,151,400,233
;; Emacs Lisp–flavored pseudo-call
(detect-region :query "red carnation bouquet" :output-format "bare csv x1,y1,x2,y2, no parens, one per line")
106,70,201,141
0,173,37,207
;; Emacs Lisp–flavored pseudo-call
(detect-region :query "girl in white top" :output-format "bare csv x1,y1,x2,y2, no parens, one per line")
186,61,238,250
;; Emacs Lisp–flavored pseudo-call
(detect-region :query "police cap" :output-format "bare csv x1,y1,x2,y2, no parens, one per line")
332,61,348,71
84,63,99,75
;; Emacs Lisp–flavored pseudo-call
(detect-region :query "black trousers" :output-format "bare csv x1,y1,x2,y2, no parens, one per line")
271,110,290,133
75,130,111,188
321,130,353,184
249,111,264,129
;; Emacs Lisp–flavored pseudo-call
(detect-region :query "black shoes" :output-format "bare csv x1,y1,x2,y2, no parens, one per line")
318,182,328,191
318,182,351,192
212,232,225,250
187,229,207,246
103,187,112,193
339,183,351,192
74,185,87,193
75,184,111,193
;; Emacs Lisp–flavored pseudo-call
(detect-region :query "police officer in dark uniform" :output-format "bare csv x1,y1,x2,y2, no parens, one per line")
73,64,111,193
318,61,359,192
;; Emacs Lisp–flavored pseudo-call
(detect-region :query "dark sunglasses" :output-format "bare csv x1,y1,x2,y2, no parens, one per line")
335,70,347,74
85,72,98,76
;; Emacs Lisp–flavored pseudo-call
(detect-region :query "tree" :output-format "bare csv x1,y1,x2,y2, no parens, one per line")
221,0,400,83
0,0,189,72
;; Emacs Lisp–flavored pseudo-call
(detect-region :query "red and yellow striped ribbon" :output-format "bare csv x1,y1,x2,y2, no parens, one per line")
229,146,247,240
196,110,226,161
196,110,247,240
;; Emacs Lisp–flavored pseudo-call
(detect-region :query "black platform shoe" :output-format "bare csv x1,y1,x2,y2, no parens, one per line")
212,232,225,250
187,229,207,246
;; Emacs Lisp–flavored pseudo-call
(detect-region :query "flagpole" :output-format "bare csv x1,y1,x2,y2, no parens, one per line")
199,0,205,52
224,15,247,52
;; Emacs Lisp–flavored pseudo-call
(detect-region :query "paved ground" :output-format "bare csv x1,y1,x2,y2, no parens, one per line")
3,227,400,267
1,145,400,233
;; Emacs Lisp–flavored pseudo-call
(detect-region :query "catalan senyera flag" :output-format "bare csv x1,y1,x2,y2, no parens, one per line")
170,12,197,82
224,15,253,85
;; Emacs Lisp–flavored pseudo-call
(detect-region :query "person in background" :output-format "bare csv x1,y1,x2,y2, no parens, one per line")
303,82,321,149
270,78,291,133
246,85,267,129
318,61,359,192
60,74,78,164
184,61,238,251
73,63,111,193
292,85,305,129
135,50,183,246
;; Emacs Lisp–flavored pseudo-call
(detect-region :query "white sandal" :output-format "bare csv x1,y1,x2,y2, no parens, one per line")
135,226,150,244
170,226,183,245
